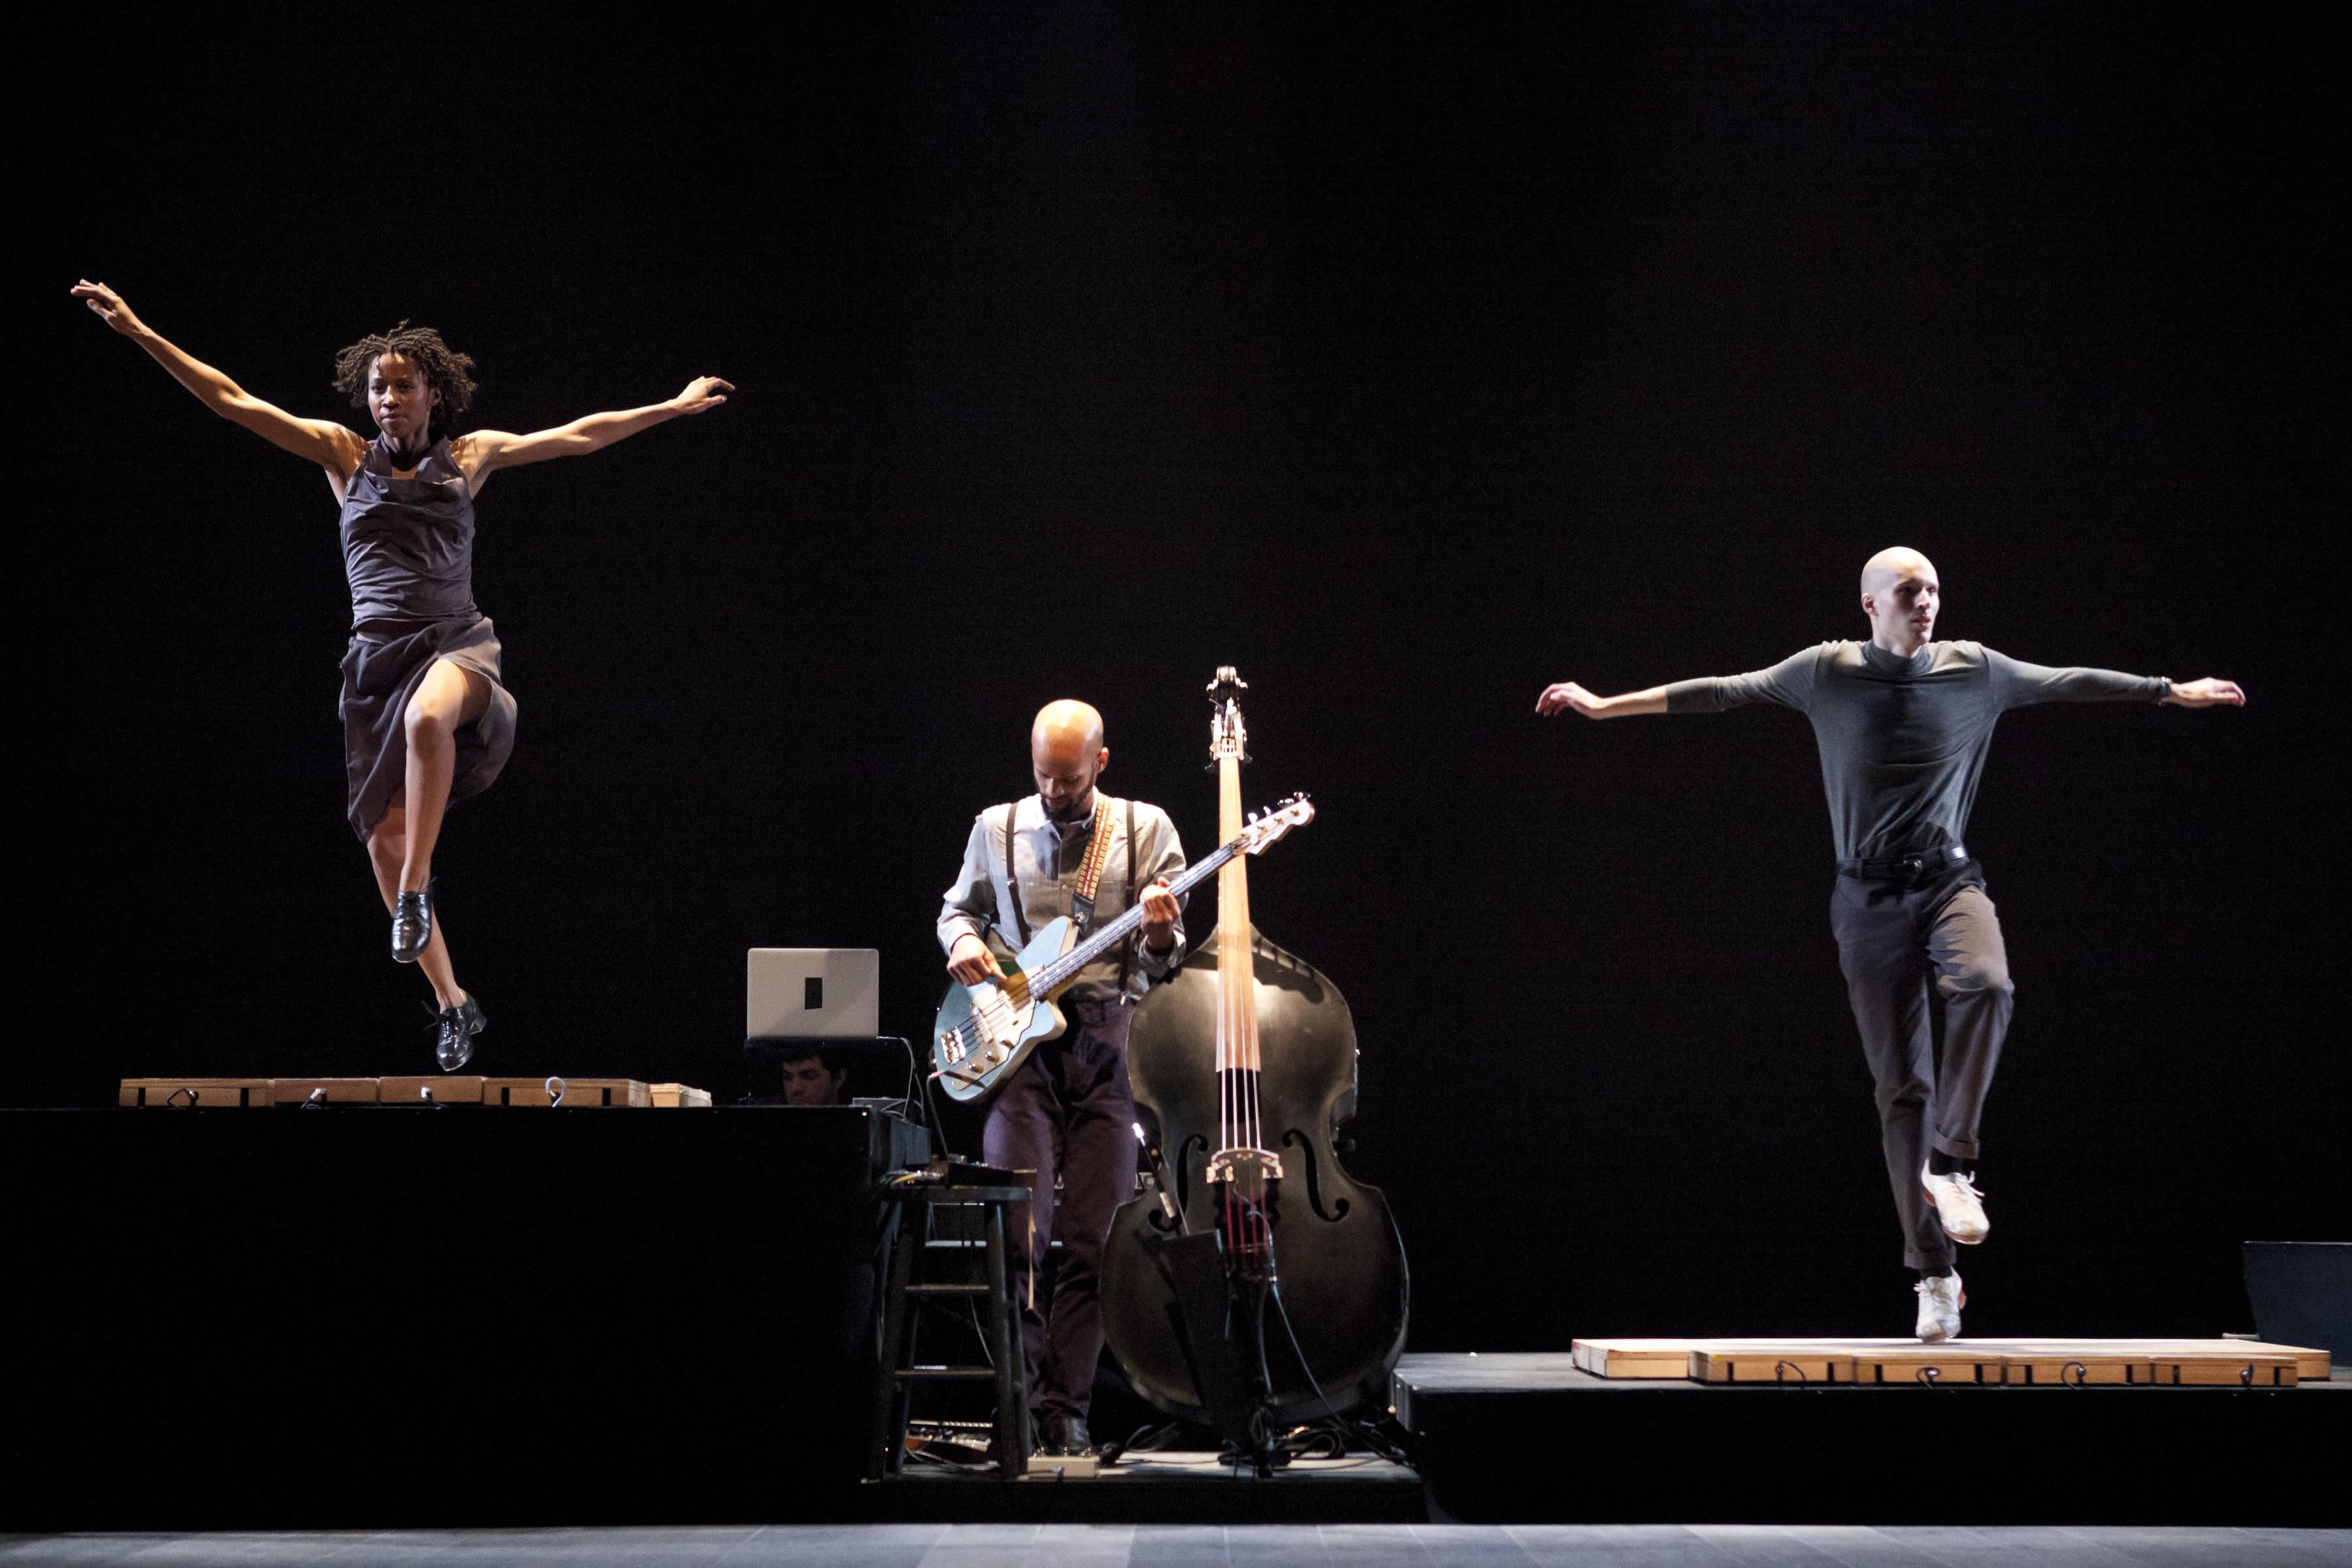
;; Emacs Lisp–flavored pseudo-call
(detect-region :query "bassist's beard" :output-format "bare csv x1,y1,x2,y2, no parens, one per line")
1045,789,1096,824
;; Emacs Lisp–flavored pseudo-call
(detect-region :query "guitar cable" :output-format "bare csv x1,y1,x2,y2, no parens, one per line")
914,1050,960,1162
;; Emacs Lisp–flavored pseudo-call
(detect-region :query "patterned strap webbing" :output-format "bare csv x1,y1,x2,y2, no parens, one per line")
1071,796,1119,931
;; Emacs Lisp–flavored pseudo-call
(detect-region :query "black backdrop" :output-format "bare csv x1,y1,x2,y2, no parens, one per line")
21,5,2344,1351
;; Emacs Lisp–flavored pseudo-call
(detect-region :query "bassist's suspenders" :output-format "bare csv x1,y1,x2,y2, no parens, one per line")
998,804,1030,947
997,798,1141,996
1119,799,1135,996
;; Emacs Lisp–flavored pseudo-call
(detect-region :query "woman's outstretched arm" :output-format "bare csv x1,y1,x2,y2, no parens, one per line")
455,377,733,494
72,280,365,483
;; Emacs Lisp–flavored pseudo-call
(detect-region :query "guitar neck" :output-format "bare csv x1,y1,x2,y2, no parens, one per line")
1027,838,1237,995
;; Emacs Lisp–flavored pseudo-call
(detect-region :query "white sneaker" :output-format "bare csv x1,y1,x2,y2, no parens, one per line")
1914,1272,1965,1342
1921,1162,1990,1245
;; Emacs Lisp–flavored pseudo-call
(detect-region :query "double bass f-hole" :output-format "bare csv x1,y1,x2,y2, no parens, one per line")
1280,1129,1352,1222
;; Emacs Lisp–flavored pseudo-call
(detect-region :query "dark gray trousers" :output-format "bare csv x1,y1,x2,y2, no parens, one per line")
981,997,1136,1423
1829,867,2015,1270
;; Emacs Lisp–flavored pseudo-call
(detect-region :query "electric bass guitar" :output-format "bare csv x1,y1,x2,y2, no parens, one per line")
931,795,1314,1104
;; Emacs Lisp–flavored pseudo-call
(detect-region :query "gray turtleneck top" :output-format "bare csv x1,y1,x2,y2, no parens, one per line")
1662,640,2170,862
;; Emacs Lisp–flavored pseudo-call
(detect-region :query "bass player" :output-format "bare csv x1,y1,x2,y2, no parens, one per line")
938,699,1188,1456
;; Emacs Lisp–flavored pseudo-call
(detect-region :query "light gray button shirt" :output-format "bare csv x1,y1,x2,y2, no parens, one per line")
938,793,1189,1002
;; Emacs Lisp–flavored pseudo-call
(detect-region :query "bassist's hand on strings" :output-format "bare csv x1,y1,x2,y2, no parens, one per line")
1141,879,1181,951
946,934,1005,986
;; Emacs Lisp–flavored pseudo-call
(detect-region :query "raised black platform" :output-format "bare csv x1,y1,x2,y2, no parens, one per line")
7,1107,923,1531
9,1105,1424,1532
1394,1352,2352,1527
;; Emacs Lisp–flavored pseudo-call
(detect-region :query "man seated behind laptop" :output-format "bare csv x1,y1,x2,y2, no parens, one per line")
779,1044,848,1106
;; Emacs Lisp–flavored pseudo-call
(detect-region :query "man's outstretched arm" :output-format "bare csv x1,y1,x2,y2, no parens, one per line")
2161,678,2247,708
1536,682,1670,718
1539,646,1820,719
1985,650,2246,711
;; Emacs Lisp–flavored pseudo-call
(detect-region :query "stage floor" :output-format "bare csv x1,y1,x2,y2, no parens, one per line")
3,1524,2347,1566
863,1452,1425,1524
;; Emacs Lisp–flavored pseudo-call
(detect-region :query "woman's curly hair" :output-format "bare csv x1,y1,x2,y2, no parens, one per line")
331,323,478,435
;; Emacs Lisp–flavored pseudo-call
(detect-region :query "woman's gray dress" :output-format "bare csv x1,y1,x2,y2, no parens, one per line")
337,434,519,840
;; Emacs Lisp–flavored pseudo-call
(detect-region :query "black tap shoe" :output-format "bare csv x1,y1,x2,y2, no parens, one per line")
391,883,435,964
434,991,486,1071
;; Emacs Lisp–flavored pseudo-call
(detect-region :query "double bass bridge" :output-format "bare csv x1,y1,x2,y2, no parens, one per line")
1205,1147,1284,1185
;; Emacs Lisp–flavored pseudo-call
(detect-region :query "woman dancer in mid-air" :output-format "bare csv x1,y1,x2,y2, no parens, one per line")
74,279,732,1070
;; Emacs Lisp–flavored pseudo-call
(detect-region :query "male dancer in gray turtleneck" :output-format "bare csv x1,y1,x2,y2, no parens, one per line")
1537,547,2244,1340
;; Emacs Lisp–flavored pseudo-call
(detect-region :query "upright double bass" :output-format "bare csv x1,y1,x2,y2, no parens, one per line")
1101,669,1408,1465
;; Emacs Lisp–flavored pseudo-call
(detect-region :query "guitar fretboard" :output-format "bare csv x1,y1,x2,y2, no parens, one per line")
1026,838,1240,995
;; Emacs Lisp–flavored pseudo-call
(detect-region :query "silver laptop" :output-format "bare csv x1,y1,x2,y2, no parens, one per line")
747,948,881,1039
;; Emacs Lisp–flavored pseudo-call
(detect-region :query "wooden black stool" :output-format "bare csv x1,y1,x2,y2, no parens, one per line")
868,1180,1032,1478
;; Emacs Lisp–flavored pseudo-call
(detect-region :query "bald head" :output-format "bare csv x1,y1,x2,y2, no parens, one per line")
1031,700,1109,821
1858,547,1941,656
1032,700,1105,757
1861,546,1936,597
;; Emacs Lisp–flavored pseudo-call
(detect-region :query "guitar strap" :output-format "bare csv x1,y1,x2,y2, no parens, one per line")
1069,796,1119,936
999,796,1140,990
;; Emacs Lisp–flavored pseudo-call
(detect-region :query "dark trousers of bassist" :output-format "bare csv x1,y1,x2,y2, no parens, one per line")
982,996,1137,1428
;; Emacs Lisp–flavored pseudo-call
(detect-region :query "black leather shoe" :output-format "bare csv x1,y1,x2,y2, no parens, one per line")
391,883,434,964
1035,1415,1092,1457
434,991,485,1071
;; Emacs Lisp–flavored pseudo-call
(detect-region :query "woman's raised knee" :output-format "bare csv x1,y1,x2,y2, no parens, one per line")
404,698,456,745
